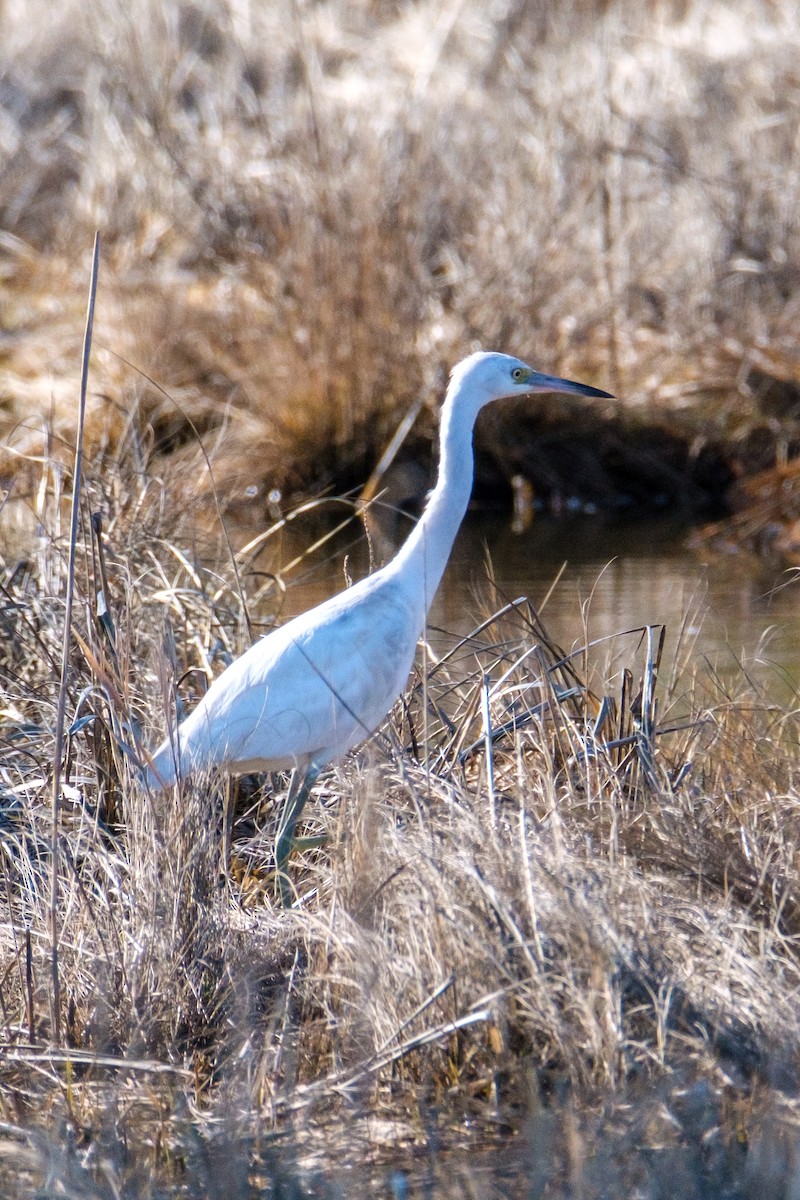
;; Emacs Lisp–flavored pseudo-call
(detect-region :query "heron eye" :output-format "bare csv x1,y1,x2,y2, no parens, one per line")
512,367,526,381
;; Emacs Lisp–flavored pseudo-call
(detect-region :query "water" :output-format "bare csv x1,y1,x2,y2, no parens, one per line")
440,515,800,683
267,509,800,698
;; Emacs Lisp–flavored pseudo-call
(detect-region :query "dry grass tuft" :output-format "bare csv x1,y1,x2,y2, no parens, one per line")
2,436,800,1193
2,0,800,516
3,0,800,1191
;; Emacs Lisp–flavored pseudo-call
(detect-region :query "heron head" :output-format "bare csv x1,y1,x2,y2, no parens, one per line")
448,350,613,416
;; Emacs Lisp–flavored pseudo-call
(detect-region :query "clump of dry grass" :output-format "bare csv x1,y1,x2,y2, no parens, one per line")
2,0,800,516
4,2,800,1192
2,429,800,1195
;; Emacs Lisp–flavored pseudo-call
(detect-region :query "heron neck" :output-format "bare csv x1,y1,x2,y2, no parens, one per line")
389,389,476,619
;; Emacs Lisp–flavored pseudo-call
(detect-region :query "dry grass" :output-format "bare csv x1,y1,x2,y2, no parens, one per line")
1,431,800,1195
3,1,800,1194
2,0,800,514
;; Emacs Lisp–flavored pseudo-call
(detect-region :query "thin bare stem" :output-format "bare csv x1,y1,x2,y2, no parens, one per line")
49,232,100,1046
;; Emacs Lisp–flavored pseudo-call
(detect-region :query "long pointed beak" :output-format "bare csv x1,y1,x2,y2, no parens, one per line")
527,370,614,399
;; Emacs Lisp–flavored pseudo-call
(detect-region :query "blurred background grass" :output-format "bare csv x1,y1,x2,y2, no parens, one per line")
2,0,799,522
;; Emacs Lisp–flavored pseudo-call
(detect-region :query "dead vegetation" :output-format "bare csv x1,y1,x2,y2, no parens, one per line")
3,1,800,1194
2,0,800,523
1,427,800,1195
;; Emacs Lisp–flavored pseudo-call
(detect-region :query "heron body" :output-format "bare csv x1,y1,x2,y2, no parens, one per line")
146,567,421,785
145,351,612,898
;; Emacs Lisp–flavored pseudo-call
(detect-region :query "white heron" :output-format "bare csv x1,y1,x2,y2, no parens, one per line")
145,351,612,901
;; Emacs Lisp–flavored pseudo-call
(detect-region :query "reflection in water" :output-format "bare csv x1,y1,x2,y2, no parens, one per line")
249,509,800,695
436,515,800,692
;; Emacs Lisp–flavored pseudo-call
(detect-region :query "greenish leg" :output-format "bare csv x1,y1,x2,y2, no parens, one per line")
274,764,320,907
291,833,328,852
221,777,236,878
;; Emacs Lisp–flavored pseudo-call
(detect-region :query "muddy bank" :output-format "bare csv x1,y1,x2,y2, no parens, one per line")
338,377,800,542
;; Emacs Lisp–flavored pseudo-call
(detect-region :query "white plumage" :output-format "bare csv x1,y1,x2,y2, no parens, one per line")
146,569,420,785
145,351,612,899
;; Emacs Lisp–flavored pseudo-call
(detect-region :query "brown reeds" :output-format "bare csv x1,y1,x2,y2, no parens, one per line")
1,421,800,1191
3,1,800,1192
2,0,800,521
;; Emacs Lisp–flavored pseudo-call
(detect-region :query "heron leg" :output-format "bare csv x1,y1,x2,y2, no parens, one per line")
274,763,320,907
221,777,236,878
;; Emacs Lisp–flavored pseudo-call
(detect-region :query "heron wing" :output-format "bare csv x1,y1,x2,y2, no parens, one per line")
169,575,419,775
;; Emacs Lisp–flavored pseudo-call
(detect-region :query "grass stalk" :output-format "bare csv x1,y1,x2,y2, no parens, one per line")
48,232,100,1045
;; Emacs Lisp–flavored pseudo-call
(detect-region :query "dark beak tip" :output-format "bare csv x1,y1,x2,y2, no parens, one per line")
577,384,615,400
584,384,615,399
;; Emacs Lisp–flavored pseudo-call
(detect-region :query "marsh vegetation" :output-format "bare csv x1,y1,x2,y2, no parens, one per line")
2,1,800,1195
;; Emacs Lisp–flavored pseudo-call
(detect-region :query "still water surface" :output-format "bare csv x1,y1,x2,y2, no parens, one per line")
271,511,800,696
442,515,800,682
